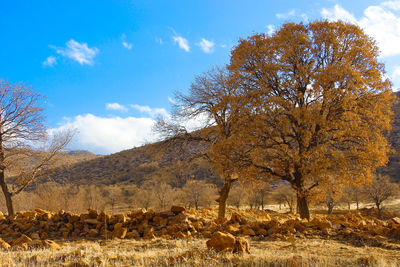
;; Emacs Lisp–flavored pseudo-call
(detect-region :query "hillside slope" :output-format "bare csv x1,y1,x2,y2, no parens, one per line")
37,92,400,187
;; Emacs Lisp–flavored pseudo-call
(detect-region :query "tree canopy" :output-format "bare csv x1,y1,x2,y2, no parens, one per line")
224,21,395,219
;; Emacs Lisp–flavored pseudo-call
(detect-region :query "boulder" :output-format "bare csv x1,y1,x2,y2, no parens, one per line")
206,231,236,252
206,231,250,253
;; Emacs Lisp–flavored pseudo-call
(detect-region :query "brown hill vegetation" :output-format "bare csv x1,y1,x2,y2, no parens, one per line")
35,92,400,189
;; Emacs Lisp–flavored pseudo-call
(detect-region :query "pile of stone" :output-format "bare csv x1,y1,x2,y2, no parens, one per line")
0,206,399,252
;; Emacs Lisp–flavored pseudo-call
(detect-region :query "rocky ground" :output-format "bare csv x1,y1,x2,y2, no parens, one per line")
0,206,400,266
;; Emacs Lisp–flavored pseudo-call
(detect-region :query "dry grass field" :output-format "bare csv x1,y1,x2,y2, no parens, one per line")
1,238,400,267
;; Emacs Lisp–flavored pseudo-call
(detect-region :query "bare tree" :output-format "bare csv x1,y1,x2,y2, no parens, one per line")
182,180,216,209
273,183,296,213
364,175,399,218
155,66,243,218
0,80,73,215
228,183,248,209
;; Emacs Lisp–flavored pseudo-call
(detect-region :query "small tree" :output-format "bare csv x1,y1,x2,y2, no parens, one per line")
228,183,248,209
156,67,242,218
0,80,72,216
182,180,215,209
364,175,399,218
273,183,296,213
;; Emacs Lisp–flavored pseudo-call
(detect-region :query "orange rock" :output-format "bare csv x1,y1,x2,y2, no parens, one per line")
112,227,127,239
10,234,32,247
0,238,10,250
234,237,250,253
206,231,236,252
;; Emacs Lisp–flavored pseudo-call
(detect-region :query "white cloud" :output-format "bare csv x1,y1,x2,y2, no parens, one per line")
106,103,128,112
321,5,357,23
173,35,190,52
276,9,296,19
131,104,169,118
321,3,400,57
53,39,99,65
197,38,214,53
266,24,275,35
42,56,57,67
382,1,400,10
122,41,133,50
392,66,400,88
121,34,133,50
50,114,158,154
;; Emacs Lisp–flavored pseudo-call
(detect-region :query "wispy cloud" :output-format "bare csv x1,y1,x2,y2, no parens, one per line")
197,38,214,53
121,34,133,50
52,39,99,65
131,104,169,118
42,56,57,67
106,103,128,112
321,3,400,57
173,35,190,52
276,9,296,19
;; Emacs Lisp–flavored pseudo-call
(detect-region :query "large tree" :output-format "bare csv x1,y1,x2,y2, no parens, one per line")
0,80,72,216
227,21,394,220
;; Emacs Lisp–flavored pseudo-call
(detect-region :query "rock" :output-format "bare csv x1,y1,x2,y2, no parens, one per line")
126,230,140,239
88,229,99,238
171,206,186,215
256,228,268,236
35,208,48,214
88,209,98,219
230,212,243,224
206,231,236,252
169,213,189,224
31,233,40,240
240,225,256,236
0,238,10,250
114,213,126,223
391,217,400,224
10,234,32,246
112,227,127,239
234,237,250,253
84,219,100,225
143,227,155,240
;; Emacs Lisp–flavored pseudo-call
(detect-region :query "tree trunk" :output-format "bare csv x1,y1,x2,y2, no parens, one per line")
297,194,310,220
376,202,382,219
327,204,333,214
0,171,14,216
216,178,234,218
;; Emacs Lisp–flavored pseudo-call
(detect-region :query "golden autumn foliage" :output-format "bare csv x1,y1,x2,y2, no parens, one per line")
216,21,396,220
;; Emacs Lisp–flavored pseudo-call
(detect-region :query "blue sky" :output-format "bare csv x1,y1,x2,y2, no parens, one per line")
1,0,400,154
